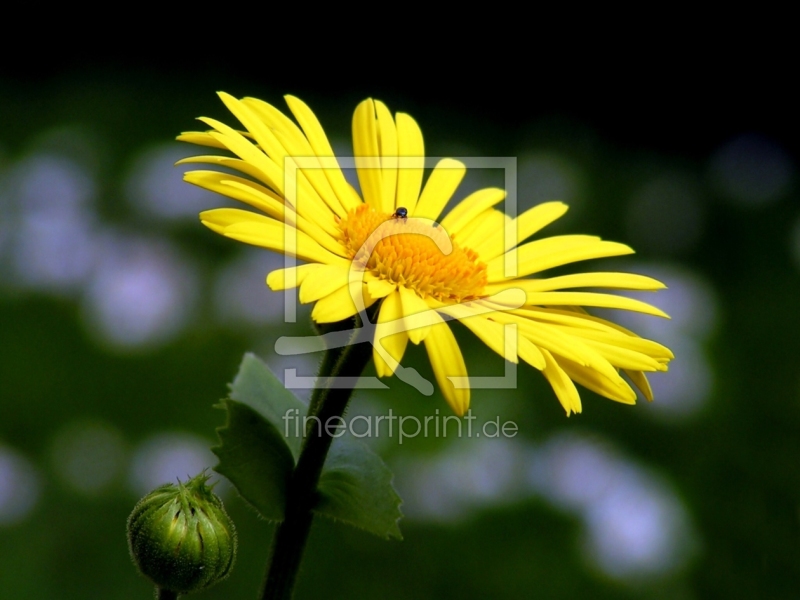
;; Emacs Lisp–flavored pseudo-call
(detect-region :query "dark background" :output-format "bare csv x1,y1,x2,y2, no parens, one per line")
1,48,798,599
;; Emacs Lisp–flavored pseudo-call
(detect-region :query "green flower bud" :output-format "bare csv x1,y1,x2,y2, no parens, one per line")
127,472,237,594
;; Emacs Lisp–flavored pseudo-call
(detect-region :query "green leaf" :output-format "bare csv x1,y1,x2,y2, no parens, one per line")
315,437,404,540
215,353,403,536
212,399,294,521
228,352,307,460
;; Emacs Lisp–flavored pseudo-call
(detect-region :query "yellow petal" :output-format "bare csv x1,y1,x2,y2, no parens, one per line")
482,307,662,384
352,99,384,211
201,107,340,237
462,201,569,262
299,264,351,304
624,369,654,401
436,299,544,368
198,117,285,194
558,356,637,404
458,209,511,255
311,279,377,323
284,94,363,211
177,131,228,149
515,201,570,244
486,236,633,281
199,207,267,229
424,312,470,416
185,171,348,257
395,112,425,214
373,291,409,377
243,95,347,217
487,272,666,294
375,100,398,214
547,305,650,336
200,208,347,266
486,304,620,333
522,291,669,318
439,187,507,236
540,348,583,416
266,264,321,290
561,327,674,360
221,178,345,256
517,335,546,370
413,159,466,221
217,92,290,174
366,276,397,299
578,339,663,371
437,305,517,363
468,214,515,261
487,310,593,367
177,155,268,185
280,158,342,238
399,285,434,344
184,170,292,223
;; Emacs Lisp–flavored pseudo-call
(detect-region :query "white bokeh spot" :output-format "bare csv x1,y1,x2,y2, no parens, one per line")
0,445,41,526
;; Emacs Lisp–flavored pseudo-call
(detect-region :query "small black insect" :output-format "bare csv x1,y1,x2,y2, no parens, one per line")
392,206,408,221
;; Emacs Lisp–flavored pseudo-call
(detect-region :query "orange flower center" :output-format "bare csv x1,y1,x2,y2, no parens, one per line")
337,204,487,303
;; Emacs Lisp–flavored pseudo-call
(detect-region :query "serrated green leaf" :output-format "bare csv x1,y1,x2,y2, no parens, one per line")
229,352,307,460
212,399,294,521
315,437,403,540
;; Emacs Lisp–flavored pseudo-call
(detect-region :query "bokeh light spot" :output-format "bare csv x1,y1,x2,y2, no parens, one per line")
594,262,717,418
709,134,795,206
11,153,94,214
213,250,286,326
527,434,620,511
81,235,198,349
638,337,713,419
626,175,705,256
600,262,719,341
396,437,525,522
126,144,228,221
518,153,582,213
582,471,693,578
528,433,697,579
0,445,41,526
51,420,127,496
128,432,219,496
5,153,99,294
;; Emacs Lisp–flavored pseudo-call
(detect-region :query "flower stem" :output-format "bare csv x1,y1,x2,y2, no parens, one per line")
260,312,376,600
155,588,178,600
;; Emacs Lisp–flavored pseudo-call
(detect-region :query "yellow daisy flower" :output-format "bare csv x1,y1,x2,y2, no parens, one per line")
179,93,673,417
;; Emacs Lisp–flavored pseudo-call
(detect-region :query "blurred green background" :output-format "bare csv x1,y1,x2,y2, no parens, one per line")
1,61,798,600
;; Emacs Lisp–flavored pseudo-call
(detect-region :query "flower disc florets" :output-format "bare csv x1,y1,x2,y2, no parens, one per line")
337,204,487,302
127,473,236,594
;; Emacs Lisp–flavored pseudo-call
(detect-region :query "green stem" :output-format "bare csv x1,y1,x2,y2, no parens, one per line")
260,311,376,600
306,316,357,417
155,588,178,600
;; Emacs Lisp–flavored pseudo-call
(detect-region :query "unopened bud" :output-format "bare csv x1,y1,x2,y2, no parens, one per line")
127,473,236,594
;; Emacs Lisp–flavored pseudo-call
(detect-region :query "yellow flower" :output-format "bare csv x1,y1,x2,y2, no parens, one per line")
179,93,673,417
